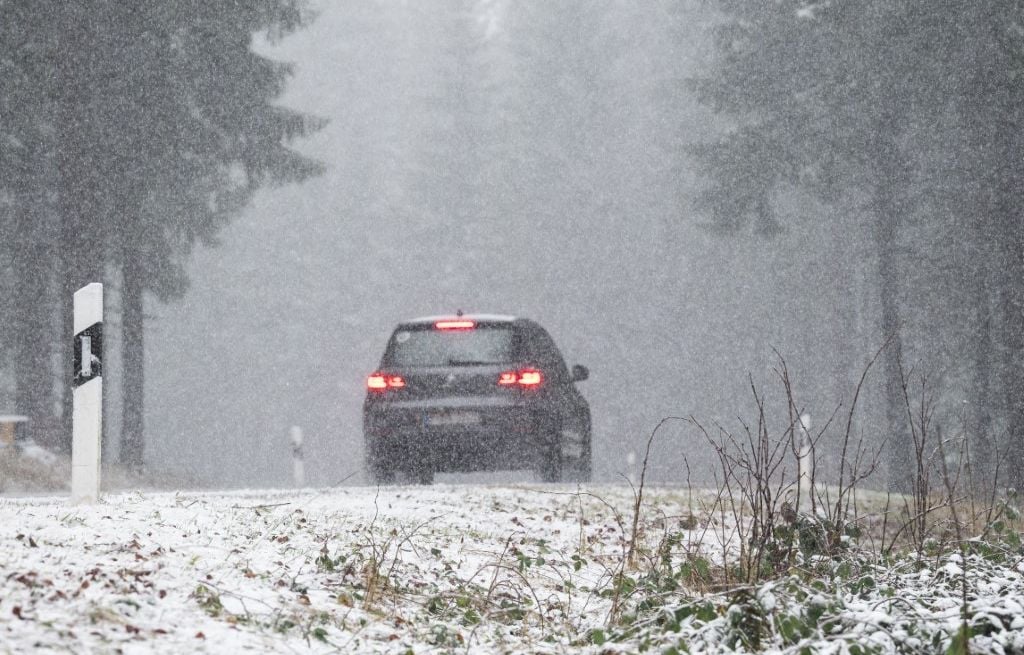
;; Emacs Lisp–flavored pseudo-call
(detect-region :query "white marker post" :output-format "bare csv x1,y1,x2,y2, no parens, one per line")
290,426,305,488
71,283,103,504
798,413,813,506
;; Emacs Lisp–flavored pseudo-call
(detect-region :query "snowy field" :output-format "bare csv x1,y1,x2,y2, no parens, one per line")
1,484,1023,654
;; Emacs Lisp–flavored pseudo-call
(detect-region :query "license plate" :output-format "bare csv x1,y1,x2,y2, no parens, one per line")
425,411,480,426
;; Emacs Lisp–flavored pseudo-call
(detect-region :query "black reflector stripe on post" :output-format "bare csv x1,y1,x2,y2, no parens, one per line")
73,322,103,388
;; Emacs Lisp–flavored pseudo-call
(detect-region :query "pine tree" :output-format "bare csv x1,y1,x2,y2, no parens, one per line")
691,1,1024,490
2,0,323,465
103,1,326,469
690,2,963,490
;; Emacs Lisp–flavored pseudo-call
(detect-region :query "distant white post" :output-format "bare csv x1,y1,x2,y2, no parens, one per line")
626,450,637,487
798,413,812,499
71,283,103,504
290,426,305,488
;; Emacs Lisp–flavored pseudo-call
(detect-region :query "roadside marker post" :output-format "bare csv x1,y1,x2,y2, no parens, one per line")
626,450,637,487
798,413,813,503
71,283,103,504
290,426,305,488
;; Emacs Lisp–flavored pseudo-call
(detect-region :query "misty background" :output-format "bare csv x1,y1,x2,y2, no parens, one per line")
3,1,1021,491
143,1,879,487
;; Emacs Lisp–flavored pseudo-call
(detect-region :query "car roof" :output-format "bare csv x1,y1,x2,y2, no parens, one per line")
401,313,519,326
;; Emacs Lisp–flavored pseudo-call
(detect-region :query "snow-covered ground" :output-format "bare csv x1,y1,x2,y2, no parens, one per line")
0,484,680,654
1,484,1022,654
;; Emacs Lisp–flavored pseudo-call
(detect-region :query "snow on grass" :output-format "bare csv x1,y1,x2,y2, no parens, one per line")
0,485,698,653
0,484,1021,654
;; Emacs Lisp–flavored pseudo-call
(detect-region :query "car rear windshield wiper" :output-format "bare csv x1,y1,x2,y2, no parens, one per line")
446,359,497,366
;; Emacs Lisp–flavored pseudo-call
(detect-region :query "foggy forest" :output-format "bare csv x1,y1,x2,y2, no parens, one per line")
2,0,1023,493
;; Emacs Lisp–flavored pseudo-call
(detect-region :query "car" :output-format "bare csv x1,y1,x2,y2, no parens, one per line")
363,313,591,484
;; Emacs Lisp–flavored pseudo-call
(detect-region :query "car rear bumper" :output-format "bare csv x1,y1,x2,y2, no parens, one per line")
364,397,550,473
367,429,542,472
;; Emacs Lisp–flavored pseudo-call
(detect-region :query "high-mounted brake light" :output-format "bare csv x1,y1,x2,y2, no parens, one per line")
367,373,405,391
498,369,543,387
435,320,476,330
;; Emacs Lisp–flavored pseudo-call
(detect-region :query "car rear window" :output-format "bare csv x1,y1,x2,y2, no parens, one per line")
385,325,515,367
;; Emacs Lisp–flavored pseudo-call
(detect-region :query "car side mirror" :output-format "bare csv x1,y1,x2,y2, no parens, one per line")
571,364,589,382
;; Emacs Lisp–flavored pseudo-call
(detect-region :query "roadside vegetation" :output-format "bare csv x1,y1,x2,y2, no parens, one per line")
590,354,1024,654
2,356,1022,653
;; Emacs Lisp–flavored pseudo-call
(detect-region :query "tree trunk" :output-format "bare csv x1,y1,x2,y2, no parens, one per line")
999,198,1024,492
120,254,145,470
971,289,996,489
877,208,910,493
949,4,1022,492
4,14,60,449
872,119,912,493
11,195,55,445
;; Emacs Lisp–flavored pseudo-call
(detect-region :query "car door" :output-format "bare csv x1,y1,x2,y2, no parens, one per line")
529,325,589,443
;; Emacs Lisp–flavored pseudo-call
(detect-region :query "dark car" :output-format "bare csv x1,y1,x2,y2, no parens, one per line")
363,313,591,484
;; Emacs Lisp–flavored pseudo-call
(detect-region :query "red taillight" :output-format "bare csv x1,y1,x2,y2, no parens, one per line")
518,370,542,386
435,320,476,330
498,369,542,387
367,373,405,391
